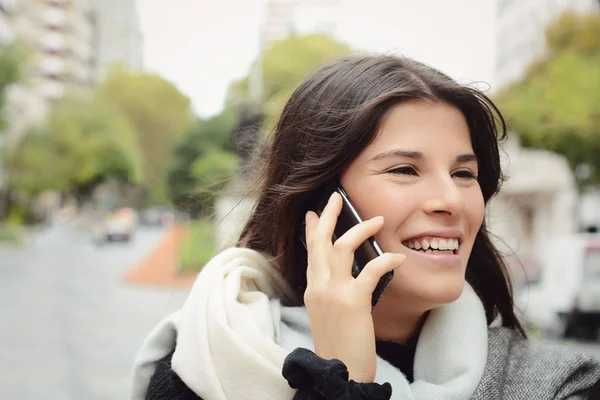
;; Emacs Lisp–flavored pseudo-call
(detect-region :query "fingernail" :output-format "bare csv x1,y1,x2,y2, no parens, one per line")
305,211,314,222
372,216,384,223
328,192,338,203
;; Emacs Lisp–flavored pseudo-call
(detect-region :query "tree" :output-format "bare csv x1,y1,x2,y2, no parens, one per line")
226,34,353,129
5,98,142,198
186,150,238,215
0,42,27,132
168,34,352,216
167,107,238,214
496,11,600,187
0,41,28,219
96,65,192,204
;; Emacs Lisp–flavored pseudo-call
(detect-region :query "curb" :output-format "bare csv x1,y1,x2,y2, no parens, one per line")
123,224,197,289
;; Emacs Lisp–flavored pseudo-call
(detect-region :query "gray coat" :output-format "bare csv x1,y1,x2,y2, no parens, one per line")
473,327,600,399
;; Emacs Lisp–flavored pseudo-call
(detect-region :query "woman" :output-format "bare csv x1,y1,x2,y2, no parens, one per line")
131,54,600,400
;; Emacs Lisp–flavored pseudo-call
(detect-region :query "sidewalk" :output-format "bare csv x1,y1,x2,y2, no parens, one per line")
124,224,196,288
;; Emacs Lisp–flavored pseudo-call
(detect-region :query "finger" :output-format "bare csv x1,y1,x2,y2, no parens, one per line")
313,192,343,247
355,253,405,290
304,210,318,250
304,210,325,283
332,216,384,255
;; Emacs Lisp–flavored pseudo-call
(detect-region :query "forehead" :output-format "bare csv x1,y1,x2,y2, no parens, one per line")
363,100,473,156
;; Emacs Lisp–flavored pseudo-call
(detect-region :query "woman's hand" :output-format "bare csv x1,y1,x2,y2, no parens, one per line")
303,191,405,383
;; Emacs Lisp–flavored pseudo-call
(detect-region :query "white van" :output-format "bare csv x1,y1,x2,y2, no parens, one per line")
516,233,600,339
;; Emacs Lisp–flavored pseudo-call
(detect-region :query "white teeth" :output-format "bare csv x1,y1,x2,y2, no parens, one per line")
438,239,448,250
405,237,460,251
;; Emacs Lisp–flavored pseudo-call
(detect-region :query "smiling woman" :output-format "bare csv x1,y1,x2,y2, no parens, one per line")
338,100,486,335
131,55,600,400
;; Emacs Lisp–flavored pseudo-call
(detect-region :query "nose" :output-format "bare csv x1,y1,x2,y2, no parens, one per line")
422,174,464,217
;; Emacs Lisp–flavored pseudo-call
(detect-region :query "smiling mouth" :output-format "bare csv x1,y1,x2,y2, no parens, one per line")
401,237,460,255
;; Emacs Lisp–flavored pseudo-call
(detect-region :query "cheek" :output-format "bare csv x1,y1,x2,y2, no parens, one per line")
353,184,415,223
466,188,485,234
357,188,416,251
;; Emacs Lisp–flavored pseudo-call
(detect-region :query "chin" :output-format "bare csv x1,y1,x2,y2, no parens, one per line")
388,271,466,309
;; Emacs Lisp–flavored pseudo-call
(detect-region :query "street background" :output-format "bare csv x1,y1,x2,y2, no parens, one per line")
0,222,189,399
0,0,600,398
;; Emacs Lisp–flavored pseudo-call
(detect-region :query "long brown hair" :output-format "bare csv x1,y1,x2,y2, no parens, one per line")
238,54,525,336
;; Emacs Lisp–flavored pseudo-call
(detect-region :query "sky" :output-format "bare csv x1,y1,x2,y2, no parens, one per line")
137,0,497,118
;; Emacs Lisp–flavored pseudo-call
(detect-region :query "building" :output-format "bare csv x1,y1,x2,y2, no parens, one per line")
0,0,97,202
0,0,47,136
486,136,578,289
89,0,143,76
27,0,98,102
579,188,600,232
0,0,99,106
261,0,339,49
0,0,99,107
494,0,599,89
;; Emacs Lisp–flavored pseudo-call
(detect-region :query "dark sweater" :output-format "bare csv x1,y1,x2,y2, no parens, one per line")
145,338,418,400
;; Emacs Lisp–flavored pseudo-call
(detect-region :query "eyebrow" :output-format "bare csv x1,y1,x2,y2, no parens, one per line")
370,149,478,163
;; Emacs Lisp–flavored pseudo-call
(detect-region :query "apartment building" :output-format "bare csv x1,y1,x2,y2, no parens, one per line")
22,0,98,102
90,0,143,76
0,0,47,142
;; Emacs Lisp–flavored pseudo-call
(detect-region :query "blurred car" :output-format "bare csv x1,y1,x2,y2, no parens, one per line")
140,205,175,227
516,233,600,339
93,208,137,244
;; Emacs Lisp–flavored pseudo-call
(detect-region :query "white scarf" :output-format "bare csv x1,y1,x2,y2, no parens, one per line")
131,247,488,400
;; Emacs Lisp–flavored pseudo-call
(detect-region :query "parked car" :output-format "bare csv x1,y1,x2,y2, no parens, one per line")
93,208,137,244
516,233,600,339
140,205,175,227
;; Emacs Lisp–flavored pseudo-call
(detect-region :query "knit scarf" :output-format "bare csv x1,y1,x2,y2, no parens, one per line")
130,247,488,400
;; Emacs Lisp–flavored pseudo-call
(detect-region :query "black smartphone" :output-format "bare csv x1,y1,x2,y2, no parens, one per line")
302,181,394,309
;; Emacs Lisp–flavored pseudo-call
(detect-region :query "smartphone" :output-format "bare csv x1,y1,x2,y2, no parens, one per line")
302,181,394,309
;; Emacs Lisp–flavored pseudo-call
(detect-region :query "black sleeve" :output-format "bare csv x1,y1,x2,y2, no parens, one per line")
282,348,392,400
146,352,203,400
587,378,600,399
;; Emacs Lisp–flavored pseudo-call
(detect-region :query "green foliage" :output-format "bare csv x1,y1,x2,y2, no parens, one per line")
96,65,192,204
226,34,353,129
6,98,142,196
174,149,238,216
261,34,352,99
190,150,238,186
546,11,600,56
0,222,23,244
0,41,28,132
178,219,216,272
170,34,351,217
496,11,600,187
194,107,238,152
167,108,238,211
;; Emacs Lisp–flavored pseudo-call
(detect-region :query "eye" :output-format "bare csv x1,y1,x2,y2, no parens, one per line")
387,166,418,176
452,169,478,180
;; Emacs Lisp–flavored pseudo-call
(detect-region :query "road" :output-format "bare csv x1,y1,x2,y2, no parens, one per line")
1,224,600,399
0,223,189,400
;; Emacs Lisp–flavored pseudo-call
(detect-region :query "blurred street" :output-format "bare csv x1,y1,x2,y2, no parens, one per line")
0,223,189,400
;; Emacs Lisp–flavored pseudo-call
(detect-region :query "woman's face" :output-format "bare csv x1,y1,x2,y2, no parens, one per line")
340,100,485,310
